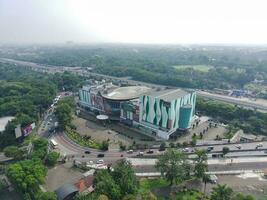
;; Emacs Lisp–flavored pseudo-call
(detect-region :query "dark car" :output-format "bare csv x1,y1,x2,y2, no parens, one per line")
147,150,154,154
84,151,91,154
97,153,105,158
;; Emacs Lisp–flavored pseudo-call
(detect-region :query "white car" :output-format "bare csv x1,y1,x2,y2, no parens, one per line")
96,159,104,164
86,161,94,165
257,143,263,148
235,144,241,149
127,150,133,154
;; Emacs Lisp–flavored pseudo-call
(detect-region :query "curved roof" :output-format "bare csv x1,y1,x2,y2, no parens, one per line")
101,86,151,101
55,183,78,200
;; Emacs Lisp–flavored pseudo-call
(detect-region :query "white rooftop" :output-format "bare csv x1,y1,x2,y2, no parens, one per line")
0,116,15,132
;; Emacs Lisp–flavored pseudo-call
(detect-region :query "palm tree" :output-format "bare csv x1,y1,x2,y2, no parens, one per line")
202,174,210,198
211,184,233,200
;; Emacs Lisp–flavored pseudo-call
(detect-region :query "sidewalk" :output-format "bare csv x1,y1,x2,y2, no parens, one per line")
127,156,267,166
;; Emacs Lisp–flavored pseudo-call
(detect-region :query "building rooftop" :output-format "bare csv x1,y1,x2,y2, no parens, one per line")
101,86,152,100
55,183,79,200
147,89,189,102
0,116,15,132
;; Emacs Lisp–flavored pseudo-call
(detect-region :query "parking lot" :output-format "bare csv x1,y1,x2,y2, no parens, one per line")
206,173,267,198
44,162,83,192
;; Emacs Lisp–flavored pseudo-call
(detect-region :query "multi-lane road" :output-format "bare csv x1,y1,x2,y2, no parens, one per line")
2,57,267,111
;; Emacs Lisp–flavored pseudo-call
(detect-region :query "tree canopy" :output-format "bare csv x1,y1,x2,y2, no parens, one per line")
155,149,192,185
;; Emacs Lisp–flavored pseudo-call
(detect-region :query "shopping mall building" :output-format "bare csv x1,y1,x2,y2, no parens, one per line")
79,83,196,140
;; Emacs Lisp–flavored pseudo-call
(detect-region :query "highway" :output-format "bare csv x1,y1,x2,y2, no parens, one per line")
2,58,267,111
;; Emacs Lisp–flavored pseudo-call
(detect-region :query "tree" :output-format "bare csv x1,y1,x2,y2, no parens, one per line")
7,159,47,196
155,149,192,185
169,142,175,148
46,152,60,166
3,146,24,160
93,170,121,200
122,194,136,200
36,192,57,200
74,193,98,200
100,140,109,151
55,103,72,129
194,150,208,179
182,141,188,147
32,138,48,160
119,142,126,151
141,190,157,200
222,147,230,156
112,159,138,196
231,193,255,200
190,138,197,146
211,184,233,200
98,195,109,200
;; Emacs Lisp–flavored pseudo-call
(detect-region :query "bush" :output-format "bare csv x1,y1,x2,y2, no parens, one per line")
119,142,126,151
3,146,24,160
169,142,175,148
46,152,60,166
182,141,188,147
100,141,109,151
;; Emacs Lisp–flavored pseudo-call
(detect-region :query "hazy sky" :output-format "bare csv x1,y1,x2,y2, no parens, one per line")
1,0,267,44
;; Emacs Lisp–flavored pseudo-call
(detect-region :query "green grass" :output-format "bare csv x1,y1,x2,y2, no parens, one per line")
174,190,205,200
65,127,101,149
139,178,169,193
173,65,214,72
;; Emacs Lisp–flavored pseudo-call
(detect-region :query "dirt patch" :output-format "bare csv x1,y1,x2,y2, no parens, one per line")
45,162,83,192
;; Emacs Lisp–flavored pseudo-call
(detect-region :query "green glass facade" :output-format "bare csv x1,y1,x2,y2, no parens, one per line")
140,91,196,131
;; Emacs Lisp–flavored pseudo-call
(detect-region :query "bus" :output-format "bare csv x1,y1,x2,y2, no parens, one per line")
50,139,58,149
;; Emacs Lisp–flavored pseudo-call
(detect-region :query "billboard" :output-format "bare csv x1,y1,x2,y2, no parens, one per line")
23,123,36,137
90,93,104,111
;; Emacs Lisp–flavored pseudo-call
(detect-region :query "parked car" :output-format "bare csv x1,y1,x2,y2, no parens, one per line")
84,151,91,154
